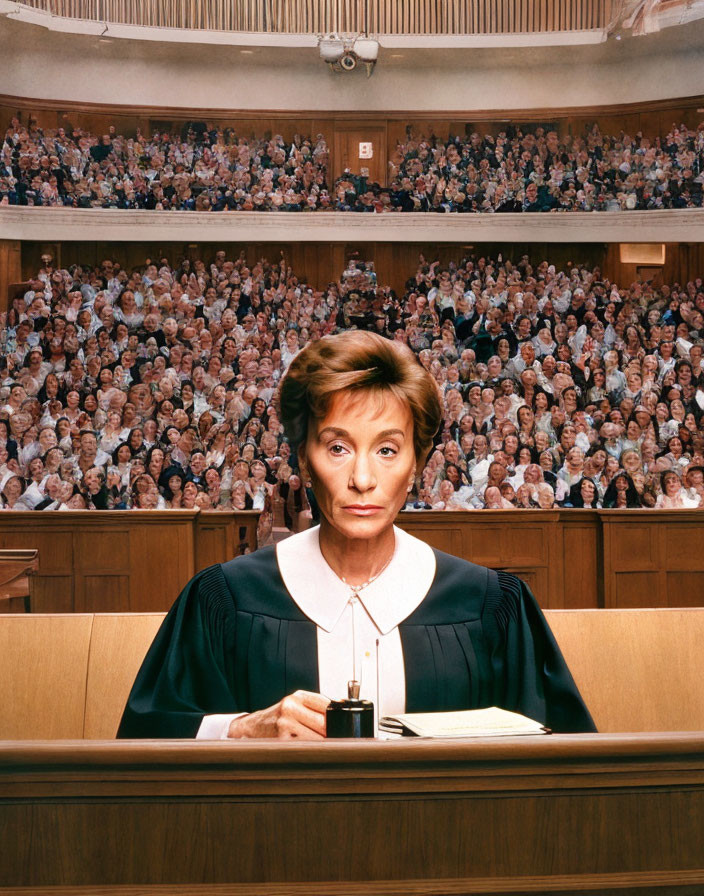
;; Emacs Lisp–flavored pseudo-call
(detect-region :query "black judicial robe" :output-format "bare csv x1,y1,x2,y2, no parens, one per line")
117,546,596,737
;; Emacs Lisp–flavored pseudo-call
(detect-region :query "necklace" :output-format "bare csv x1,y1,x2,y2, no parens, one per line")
340,551,394,595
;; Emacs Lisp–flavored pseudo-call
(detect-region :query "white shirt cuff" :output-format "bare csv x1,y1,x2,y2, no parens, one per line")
196,713,246,740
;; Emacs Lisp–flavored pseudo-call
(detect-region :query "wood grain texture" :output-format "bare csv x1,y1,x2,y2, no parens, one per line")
4,90,704,123
600,511,704,609
545,608,704,732
0,549,38,613
0,239,21,314
0,615,93,739
2,872,704,894
83,614,165,739
195,511,260,572
0,511,702,613
4,607,704,738
0,511,260,613
1,737,704,889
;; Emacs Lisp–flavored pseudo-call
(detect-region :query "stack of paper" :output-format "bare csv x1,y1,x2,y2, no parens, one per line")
379,706,549,738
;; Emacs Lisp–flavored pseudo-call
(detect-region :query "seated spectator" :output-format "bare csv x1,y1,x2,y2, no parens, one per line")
603,470,641,509
5,116,704,214
0,247,701,527
655,469,699,508
566,477,600,509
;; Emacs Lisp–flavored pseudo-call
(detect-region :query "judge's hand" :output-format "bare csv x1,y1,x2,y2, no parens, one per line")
227,690,328,740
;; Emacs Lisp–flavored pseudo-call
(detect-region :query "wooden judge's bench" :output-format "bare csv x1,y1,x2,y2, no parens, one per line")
2,608,704,894
2,735,704,895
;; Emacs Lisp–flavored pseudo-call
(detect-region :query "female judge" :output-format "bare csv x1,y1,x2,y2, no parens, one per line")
118,332,594,739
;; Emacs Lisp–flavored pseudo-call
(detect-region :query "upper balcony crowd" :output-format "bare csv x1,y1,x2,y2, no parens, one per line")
0,248,703,528
2,116,703,212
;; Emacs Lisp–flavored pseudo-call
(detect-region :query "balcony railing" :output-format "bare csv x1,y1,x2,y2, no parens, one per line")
16,0,615,34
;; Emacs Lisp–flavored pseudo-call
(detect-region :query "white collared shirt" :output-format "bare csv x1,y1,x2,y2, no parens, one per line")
196,525,436,739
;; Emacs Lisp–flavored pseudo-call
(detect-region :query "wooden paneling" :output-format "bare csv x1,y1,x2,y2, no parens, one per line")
0,511,258,613
3,734,704,892
601,511,704,610
20,240,704,303
558,512,601,609
30,575,73,613
400,510,704,610
0,239,21,309
0,511,701,613
545,608,704,732
0,614,93,739
127,515,194,611
603,242,704,290
4,91,704,126
333,123,388,185
195,511,259,572
83,613,164,738
398,511,563,607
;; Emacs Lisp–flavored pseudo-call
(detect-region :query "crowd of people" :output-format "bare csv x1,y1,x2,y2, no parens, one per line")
0,248,703,532
3,116,703,212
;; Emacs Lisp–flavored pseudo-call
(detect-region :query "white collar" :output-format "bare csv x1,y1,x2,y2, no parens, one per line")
276,525,436,635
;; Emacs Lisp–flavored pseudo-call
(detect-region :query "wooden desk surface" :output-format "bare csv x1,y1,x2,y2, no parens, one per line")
2,735,704,894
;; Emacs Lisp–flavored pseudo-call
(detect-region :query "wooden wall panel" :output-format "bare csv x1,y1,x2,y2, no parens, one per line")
602,512,704,609
333,123,388,184
667,572,704,607
0,511,701,612
194,511,259,572
613,571,663,608
195,517,229,572
545,607,704,732
0,614,93,739
603,242,704,289
127,515,194,611
4,95,704,129
0,239,22,308
558,512,601,610
0,511,258,613
0,524,74,612
25,240,704,301
398,511,561,607
396,520,464,556
20,240,654,301
30,575,74,613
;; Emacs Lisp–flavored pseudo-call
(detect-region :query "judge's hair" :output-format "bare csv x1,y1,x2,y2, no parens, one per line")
277,331,442,463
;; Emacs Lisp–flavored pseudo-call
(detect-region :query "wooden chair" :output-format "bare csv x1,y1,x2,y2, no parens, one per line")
545,608,704,732
84,613,164,738
0,549,39,613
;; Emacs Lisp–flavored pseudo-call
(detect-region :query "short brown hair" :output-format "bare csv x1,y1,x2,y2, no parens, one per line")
278,331,442,463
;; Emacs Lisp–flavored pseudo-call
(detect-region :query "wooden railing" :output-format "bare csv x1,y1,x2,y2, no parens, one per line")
0,510,260,613
17,0,615,33
0,509,702,613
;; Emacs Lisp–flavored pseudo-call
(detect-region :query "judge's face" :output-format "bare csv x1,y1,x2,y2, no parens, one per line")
300,389,416,545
